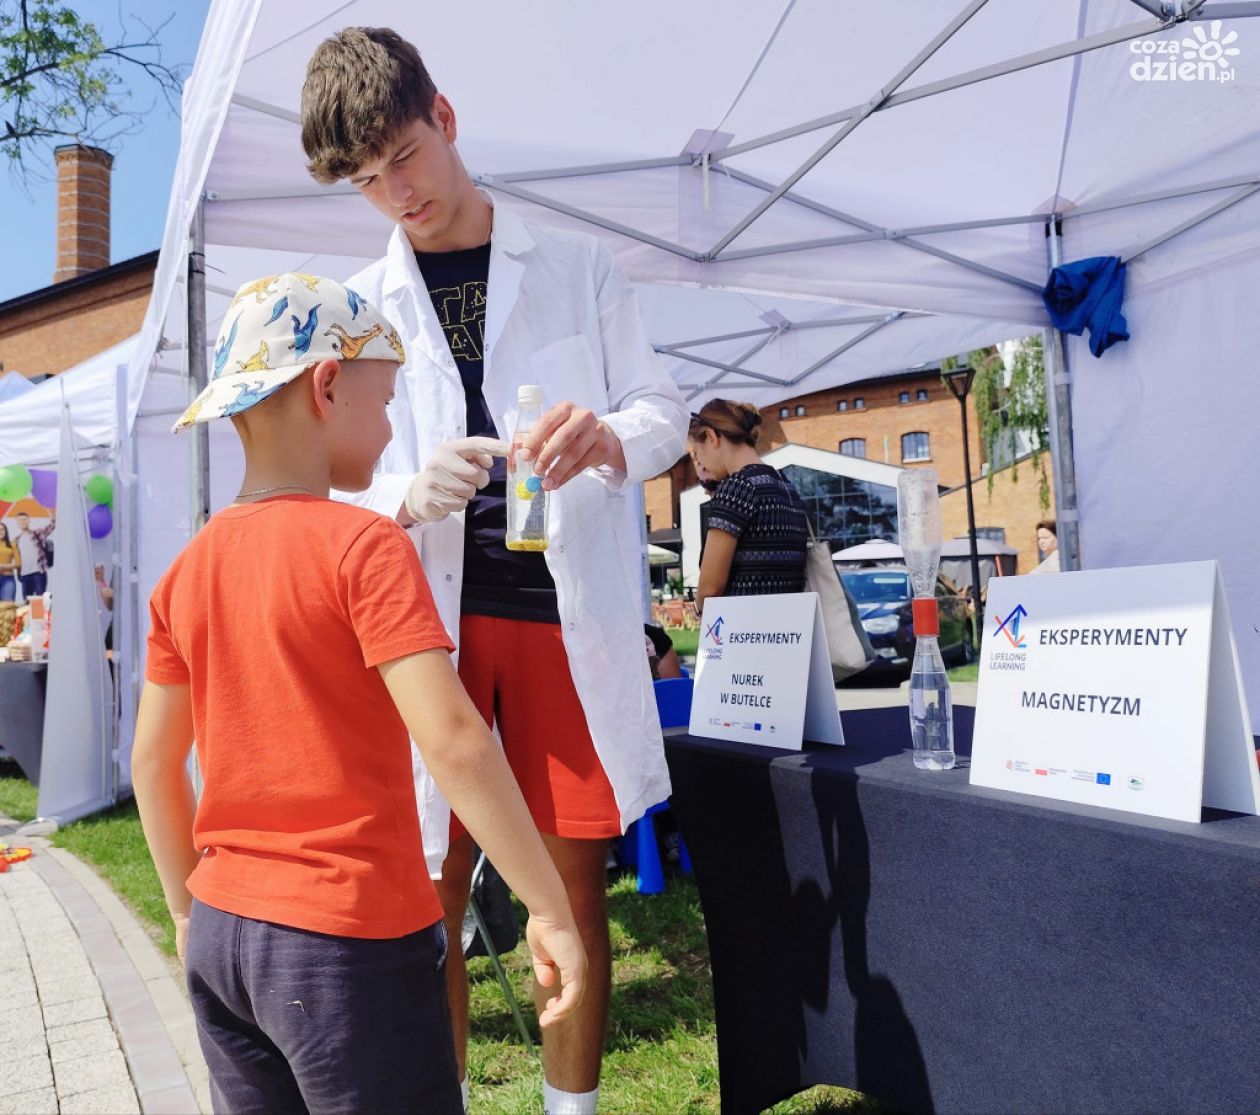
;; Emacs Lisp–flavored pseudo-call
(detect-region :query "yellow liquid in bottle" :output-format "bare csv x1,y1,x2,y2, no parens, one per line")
505,538,549,552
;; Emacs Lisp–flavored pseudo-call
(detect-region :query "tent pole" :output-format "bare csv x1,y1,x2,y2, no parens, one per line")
475,176,704,260
124,423,140,794
1043,218,1081,572
1120,181,1260,264
717,166,1043,291
714,11,1187,164
787,315,903,387
111,364,132,805
189,197,211,535
667,348,793,388
660,312,916,352
708,0,993,258
678,329,786,401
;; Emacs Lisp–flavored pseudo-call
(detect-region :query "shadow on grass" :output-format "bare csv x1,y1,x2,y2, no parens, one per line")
466,873,714,1052
465,872,886,1113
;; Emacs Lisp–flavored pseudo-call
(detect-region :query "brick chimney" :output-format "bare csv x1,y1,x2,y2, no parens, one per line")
53,144,113,282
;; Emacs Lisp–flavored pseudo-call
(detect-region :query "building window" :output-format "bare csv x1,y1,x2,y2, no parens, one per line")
854,397,865,410
916,388,929,402
837,400,848,412
901,431,931,462
781,464,899,550
898,391,911,405
795,405,807,417
779,407,790,419
840,438,866,459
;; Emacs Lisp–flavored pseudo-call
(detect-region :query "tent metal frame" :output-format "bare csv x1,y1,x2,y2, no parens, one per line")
199,0,1260,574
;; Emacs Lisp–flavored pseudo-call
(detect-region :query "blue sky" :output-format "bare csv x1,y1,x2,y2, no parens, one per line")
0,1,211,302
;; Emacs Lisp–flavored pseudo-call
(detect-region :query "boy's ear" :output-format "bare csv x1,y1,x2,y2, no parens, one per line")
309,358,344,418
432,94,457,144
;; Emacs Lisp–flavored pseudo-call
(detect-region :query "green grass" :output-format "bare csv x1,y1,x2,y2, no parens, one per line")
463,874,875,1114
0,764,878,1110
947,662,979,682
0,758,38,823
667,627,699,658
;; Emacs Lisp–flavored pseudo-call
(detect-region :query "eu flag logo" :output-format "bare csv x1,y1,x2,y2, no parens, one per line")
1096,773,1111,786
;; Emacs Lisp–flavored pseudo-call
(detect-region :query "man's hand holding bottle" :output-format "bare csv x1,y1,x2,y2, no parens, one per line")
402,401,626,523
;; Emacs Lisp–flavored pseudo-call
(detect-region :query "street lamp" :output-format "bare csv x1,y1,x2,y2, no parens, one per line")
943,364,984,640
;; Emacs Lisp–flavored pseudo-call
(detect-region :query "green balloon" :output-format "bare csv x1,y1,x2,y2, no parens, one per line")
85,474,114,507
0,465,33,503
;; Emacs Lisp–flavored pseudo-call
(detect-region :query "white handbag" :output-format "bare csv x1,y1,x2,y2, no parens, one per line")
803,521,875,681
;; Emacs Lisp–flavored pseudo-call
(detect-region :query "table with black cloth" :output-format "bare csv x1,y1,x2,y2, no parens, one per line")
664,706,1260,1115
0,662,47,785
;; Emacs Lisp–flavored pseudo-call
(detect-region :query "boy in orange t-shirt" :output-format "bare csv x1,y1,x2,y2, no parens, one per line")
132,273,585,1114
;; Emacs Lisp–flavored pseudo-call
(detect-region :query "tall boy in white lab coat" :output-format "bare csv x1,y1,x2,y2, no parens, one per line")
302,26,687,1115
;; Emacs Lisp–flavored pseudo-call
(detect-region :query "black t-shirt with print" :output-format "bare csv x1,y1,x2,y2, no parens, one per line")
415,245,559,624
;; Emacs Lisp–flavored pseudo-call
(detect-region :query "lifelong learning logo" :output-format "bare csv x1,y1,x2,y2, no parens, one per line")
993,604,1028,650
703,615,725,662
1130,20,1240,83
990,603,1029,672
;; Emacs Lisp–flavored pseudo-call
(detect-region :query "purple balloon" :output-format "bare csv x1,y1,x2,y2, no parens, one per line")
87,504,113,539
30,469,57,510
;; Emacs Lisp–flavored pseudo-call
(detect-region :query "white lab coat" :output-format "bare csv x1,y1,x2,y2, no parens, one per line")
344,202,688,874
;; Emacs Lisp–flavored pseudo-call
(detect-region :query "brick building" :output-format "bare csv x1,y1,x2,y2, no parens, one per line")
647,367,1053,576
0,145,155,381
941,451,1056,575
646,368,983,534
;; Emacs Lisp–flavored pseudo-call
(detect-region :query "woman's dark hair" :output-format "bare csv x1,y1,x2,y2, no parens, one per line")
1035,519,1057,535
0,523,8,543
688,399,763,448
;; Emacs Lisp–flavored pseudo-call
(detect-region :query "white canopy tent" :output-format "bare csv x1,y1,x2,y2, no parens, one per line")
0,336,135,469
0,336,239,815
124,0,1260,721
0,372,35,406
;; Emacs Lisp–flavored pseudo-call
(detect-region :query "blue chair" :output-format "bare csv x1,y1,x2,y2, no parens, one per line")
654,676,694,729
623,678,694,894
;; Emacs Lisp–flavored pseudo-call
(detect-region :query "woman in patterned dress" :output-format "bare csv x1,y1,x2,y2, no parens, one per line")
687,400,809,607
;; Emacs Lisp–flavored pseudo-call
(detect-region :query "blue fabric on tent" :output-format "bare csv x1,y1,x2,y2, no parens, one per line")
1042,256,1130,357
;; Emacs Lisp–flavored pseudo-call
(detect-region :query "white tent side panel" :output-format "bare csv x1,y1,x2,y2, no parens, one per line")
1070,248,1260,716
133,381,244,687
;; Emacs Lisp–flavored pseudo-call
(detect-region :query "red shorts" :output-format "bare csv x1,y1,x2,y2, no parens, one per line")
451,614,621,841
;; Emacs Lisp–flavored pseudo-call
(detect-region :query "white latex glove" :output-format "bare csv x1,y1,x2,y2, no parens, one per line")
403,436,509,524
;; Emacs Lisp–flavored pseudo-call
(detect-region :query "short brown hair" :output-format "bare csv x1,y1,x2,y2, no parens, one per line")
688,399,763,448
301,27,437,184
1035,519,1057,535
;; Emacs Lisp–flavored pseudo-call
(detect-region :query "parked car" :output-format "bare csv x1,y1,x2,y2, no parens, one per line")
840,567,974,678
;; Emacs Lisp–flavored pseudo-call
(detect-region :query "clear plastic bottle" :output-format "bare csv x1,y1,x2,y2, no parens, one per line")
908,635,954,770
897,468,955,770
506,384,548,552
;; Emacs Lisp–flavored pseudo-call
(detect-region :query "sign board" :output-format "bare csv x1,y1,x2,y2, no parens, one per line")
971,561,1260,824
689,592,843,750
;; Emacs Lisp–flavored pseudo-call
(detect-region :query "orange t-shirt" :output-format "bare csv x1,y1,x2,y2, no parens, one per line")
146,495,453,939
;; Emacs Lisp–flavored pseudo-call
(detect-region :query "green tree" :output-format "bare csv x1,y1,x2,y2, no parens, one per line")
1,0,181,173
943,336,1051,511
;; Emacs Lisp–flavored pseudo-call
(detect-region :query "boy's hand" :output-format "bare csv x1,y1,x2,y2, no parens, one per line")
403,437,509,524
517,402,626,491
174,912,190,964
525,913,587,1027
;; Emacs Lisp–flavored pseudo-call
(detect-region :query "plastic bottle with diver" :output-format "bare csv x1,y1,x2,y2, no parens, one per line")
506,384,548,552
897,468,955,770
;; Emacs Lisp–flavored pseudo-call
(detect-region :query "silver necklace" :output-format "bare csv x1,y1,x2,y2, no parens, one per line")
236,484,314,500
